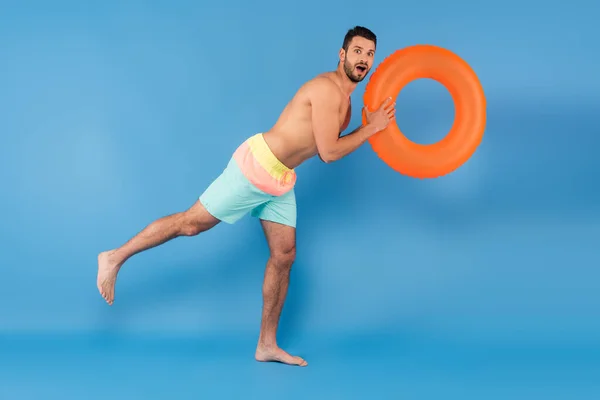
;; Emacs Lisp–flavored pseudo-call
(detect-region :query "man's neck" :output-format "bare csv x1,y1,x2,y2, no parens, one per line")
334,69,358,98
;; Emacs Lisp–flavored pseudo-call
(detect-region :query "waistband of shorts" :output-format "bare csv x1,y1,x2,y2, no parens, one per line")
232,133,296,194
245,133,295,181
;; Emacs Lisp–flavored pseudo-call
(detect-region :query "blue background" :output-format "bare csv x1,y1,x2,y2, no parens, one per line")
1,0,598,398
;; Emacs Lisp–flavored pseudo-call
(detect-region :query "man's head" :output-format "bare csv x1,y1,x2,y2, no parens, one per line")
338,26,377,83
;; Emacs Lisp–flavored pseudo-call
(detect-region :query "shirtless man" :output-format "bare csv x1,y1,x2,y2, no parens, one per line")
96,26,395,367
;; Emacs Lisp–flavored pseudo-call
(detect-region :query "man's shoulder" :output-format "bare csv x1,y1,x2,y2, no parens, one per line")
306,73,340,90
303,73,343,101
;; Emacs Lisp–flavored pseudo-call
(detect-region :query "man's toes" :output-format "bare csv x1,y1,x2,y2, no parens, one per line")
284,354,306,366
295,357,308,366
100,288,113,304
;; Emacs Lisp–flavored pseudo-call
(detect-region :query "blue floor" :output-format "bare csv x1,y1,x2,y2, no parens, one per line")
1,332,598,399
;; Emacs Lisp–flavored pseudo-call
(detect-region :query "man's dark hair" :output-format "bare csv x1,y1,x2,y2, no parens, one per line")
342,26,377,51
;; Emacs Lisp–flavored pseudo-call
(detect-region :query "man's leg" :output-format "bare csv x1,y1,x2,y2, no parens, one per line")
250,188,306,366
96,200,220,305
254,219,306,366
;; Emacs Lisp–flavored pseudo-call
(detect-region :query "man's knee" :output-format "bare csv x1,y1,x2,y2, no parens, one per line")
271,245,296,269
181,201,220,236
180,219,204,236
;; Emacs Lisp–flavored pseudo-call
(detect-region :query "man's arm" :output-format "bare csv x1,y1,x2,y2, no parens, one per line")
311,80,378,163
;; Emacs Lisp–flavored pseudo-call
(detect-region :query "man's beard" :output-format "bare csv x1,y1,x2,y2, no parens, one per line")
343,59,369,83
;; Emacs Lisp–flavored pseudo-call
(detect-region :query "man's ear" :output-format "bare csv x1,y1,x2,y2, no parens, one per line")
338,48,345,62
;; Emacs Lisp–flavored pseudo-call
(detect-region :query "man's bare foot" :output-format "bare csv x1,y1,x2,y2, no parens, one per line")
255,344,308,367
97,250,122,305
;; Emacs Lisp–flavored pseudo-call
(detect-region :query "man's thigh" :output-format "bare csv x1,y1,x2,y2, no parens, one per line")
260,217,296,256
251,189,297,229
200,157,270,224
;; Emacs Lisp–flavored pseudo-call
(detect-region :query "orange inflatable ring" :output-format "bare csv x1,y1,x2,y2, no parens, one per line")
362,44,486,178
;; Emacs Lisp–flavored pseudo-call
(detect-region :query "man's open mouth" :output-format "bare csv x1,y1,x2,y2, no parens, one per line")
356,65,367,73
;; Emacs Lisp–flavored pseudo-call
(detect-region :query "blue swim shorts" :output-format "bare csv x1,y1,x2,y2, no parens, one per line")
199,133,297,228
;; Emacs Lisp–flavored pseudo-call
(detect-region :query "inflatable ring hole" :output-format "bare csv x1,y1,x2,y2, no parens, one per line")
395,78,455,145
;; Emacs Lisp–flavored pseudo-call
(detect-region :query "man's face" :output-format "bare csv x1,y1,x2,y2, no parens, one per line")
341,36,376,83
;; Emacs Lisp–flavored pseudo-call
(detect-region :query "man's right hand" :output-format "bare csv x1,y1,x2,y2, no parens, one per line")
364,97,396,133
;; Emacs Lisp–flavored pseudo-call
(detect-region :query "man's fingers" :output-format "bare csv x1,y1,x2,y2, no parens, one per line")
379,96,393,109
388,106,396,120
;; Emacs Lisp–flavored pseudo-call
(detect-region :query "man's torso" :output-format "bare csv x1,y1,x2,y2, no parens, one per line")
262,72,352,169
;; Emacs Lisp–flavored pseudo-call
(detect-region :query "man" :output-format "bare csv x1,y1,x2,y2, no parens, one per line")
96,26,395,367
